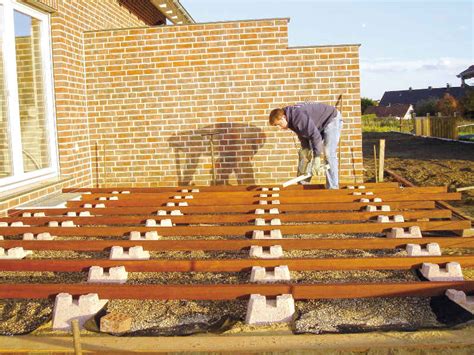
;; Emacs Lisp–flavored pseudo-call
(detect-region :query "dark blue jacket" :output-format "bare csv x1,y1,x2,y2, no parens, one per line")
284,102,337,156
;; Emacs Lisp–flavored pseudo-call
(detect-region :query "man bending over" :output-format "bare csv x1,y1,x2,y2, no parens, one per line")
269,102,343,189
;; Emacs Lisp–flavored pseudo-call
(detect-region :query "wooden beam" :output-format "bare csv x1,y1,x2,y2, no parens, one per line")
0,282,473,300
1,255,473,272
8,201,437,216
62,182,400,194
0,220,470,237
1,236,472,252
0,209,452,226
66,193,462,208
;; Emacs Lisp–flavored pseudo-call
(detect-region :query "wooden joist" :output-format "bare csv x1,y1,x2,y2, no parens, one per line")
1,255,474,272
8,201,438,216
0,220,470,237
78,186,448,201
1,282,473,300
66,192,462,208
0,209,453,226
1,236,472,252
62,182,400,194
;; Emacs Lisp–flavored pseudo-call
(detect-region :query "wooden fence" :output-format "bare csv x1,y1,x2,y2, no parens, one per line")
414,115,459,140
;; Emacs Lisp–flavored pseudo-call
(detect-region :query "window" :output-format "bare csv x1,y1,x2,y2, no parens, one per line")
0,0,57,193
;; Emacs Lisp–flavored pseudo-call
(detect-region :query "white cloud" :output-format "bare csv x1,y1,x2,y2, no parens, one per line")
360,57,472,99
361,57,472,73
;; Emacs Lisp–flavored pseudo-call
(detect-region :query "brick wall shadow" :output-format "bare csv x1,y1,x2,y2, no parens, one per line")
168,123,266,185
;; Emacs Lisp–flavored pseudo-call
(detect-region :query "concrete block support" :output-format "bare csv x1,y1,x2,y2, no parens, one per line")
0,247,32,259
249,245,283,258
245,294,295,325
421,262,464,281
386,226,422,238
377,215,405,223
366,205,391,212
166,202,188,207
61,221,76,227
406,243,441,256
145,219,173,227
445,289,474,314
23,232,55,240
110,246,150,260
259,194,280,198
88,266,128,284
259,200,280,205
250,266,291,283
252,230,283,239
180,189,199,193
129,231,160,240
157,210,183,216
255,209,280,215
254,219,282,226
360,198,382,203
52,293,108,331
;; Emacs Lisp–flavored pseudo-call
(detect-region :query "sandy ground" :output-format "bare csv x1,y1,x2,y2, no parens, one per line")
363,132,474,217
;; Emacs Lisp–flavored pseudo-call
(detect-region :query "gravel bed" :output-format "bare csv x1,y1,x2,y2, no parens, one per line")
0,299,52,335
104,299,248,335
294,297,442,334
0,229,472,336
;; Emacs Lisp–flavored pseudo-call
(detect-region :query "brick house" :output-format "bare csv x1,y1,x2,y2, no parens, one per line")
0,0,363,216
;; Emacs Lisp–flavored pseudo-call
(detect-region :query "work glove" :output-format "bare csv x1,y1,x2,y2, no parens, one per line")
308,156,326,176
297,148,313,176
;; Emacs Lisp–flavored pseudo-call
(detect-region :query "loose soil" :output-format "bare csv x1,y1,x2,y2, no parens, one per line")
363,132,474,217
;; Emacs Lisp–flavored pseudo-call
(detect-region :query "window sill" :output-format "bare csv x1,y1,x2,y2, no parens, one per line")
0,176,73,203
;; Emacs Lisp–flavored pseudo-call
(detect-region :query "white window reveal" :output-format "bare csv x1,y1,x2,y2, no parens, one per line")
0,0,58,193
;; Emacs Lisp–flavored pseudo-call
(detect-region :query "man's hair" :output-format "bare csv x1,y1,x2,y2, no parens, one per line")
269,108,285,125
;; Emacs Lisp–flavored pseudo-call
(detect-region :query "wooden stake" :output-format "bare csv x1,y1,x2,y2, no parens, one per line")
103,142,107,188
95,143,99,188
378,139,385,182
71,319,83,355
373,145,378,183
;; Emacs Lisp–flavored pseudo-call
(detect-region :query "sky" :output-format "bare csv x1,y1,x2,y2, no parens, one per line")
180,0,473,100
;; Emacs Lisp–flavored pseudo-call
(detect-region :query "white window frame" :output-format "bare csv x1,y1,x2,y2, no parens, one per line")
0,0,58,193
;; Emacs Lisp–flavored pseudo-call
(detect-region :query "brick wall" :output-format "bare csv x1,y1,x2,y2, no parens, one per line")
0,0,146,215
84,19,363,186
49,0,146,188
0,29,9,178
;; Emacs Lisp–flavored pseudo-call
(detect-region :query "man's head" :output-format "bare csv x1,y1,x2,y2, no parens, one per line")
269,108,288,130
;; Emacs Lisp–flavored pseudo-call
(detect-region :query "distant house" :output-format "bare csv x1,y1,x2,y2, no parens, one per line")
379,85,467,107
457,65,474,86
364,104,414,120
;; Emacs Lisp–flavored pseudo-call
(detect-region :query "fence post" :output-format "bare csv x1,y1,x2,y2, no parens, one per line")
378,139,385,182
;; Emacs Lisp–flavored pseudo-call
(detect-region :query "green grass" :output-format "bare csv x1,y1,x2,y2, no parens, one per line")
362,115,414,133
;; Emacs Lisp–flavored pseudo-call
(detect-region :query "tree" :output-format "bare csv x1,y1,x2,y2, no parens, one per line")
361,97,377,114
415,97,437,116
460,87,474,118
436,93,460,116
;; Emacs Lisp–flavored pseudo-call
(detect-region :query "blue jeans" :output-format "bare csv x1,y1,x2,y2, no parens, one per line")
323,112,343,189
